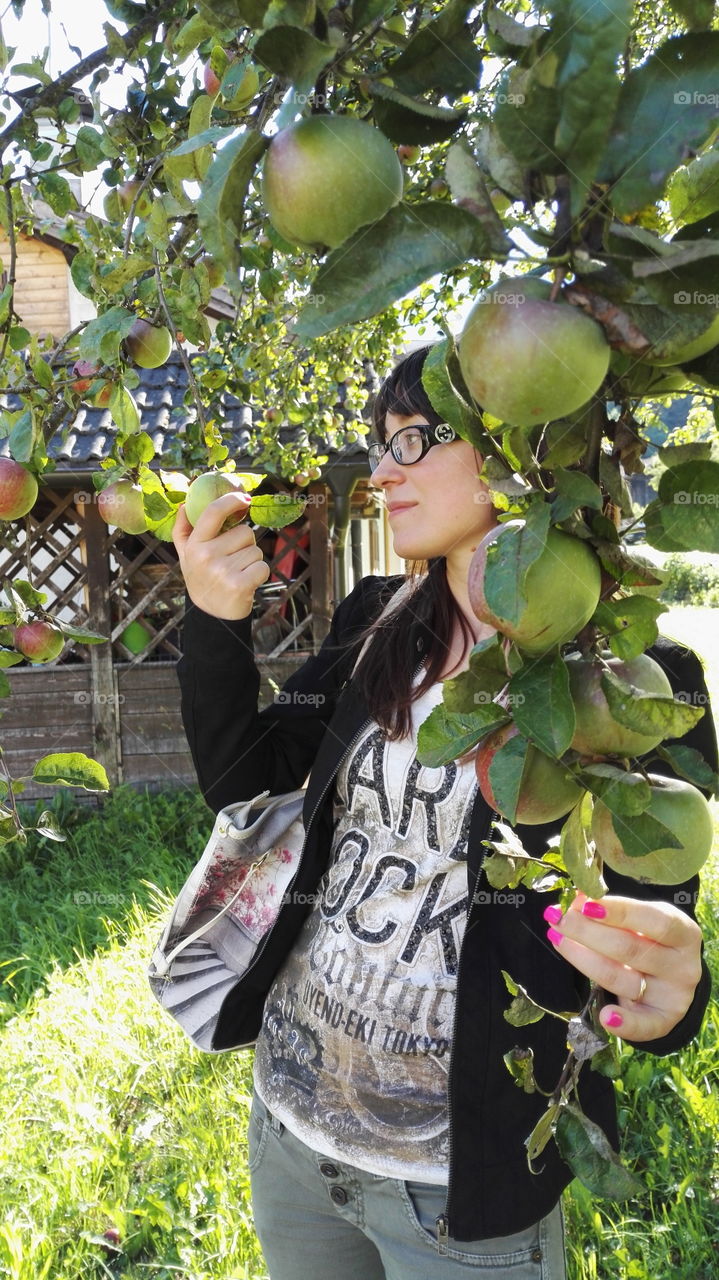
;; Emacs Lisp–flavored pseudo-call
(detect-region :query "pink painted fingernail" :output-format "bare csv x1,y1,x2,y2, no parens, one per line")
543,905,563,925
582,901,606,919
605,1011,623,1028
546,927,563,946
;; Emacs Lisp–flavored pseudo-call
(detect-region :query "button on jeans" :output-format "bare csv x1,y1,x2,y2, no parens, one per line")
248,1090,567,1280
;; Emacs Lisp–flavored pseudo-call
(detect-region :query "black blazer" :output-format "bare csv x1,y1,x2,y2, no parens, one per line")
177,575,717,1240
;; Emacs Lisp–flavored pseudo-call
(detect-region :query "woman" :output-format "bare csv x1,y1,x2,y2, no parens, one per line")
173,346,716,1280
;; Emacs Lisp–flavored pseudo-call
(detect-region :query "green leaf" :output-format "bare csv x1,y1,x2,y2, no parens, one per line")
35,810,67,842
442,660,506,715
416,701,508,769
591,596,666,660
657,460,719,553
504,1046,538,1093
249,493,307,528
494,54,561,174
52,621,107,644
253,26,334,93
9,409,39,462
0,282,12,326
70,252,95,299
550,467,603,522
31,355,53,391
501,970,547,1026
123,431,155,467
421,334,491,445
79,307,136,365
0,670,10,698
8,579,46,611
0,648,24,668
8,326,31,351
109,385,140,436
487,730,529,825
74,125,106,171
655,744,718,797
604,804,684,859
667,0,716,33
526,1103,561,1167
483,503,552,627
171,11,216,57
386,0,482,97
598,32,719,215
370,83,467,146
578,765,651,815
198,129,268,285
96,254,153,292
444,138,513,255
509,651,576,759
294,202,507,339
164,99,222,182
559,792,607,899
551,0,632,216
554,1103,644,1199
37,171,79,217
601,668,704,740
643,499,686,552
31,753,109,792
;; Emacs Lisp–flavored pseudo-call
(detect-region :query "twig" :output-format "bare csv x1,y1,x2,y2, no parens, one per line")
0,181,18,365
153,250,207,435
0,748,23,839
0,7,178,159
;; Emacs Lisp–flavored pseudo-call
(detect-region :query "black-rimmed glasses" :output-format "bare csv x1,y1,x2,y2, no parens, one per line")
367,422,457,474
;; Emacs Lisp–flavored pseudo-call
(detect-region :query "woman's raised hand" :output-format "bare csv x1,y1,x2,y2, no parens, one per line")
172,492,271,620
543,890,703,1042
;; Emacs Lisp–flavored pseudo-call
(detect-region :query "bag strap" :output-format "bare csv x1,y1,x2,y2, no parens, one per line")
351,577,416,678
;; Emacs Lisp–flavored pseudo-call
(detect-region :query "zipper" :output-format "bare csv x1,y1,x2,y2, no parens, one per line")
436,805,500,1254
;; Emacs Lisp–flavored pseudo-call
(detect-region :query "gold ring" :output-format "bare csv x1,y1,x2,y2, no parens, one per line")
636,974,647,1002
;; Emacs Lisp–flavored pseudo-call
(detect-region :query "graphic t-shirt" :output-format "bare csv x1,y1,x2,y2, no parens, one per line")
252,673,478,1182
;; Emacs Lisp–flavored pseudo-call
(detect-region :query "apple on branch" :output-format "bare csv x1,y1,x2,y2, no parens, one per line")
0,458,39,520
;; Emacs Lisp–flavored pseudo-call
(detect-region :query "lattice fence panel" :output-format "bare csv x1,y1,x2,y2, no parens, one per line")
0,488,93,663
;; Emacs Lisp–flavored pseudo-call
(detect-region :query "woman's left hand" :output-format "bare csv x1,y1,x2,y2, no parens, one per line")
543,891,704,1040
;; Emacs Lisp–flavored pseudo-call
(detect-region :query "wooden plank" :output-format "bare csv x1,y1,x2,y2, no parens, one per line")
122,753,198,786
77,499,122,786
308,482,332,652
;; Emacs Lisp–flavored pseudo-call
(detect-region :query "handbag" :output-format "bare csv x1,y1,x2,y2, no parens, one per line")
148,576,417,1053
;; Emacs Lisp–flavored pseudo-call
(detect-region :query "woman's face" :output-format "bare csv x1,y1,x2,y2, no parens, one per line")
369,411,498,564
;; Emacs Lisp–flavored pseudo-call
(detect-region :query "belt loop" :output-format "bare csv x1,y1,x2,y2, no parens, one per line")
269,1110,285,1137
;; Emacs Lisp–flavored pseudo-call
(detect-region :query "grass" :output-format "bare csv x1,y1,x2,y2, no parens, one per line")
0,606,717,1279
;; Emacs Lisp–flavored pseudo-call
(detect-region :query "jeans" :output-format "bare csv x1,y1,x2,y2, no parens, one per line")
248,1089,567,1280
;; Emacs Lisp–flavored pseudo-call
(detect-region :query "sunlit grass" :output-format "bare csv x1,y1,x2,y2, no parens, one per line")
0,607,717,1278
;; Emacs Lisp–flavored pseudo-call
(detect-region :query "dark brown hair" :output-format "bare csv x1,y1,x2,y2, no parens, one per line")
349,344,487,741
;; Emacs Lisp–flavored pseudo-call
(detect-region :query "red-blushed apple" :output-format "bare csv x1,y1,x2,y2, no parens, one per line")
397,144,421,165
458,276,611,428
203,61,221,96
71,360,99,394
184,472,251,532
124,319,173,370
12,620,65,663
262,115,403,251
475,722,583,824
0,458,39,520
468,519,601,656
592,774,714,884
92,381,114,409
565,650,674,757
97,480,150,535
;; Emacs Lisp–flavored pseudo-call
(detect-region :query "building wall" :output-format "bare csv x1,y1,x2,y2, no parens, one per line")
0,233,70,337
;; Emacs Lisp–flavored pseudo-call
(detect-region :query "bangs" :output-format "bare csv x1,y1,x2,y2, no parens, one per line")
372,344,444,441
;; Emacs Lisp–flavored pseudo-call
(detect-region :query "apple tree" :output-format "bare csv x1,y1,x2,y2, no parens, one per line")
0,0,718,1196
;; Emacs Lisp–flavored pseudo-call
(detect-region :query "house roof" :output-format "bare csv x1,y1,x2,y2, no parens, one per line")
0,352,378,478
